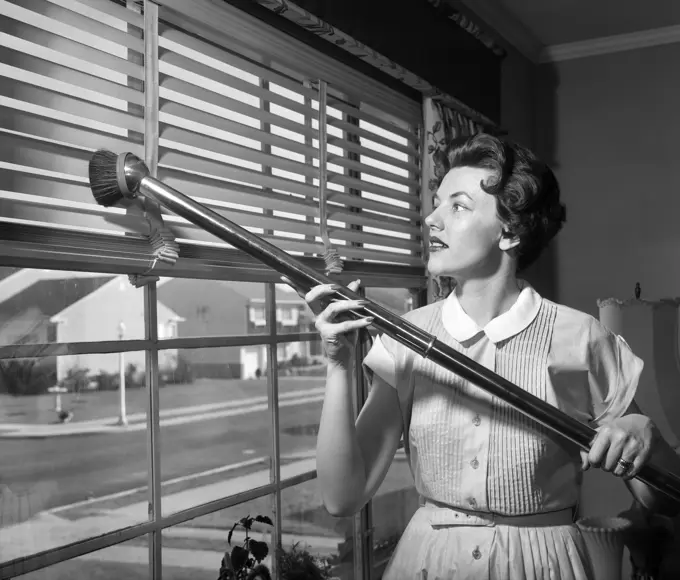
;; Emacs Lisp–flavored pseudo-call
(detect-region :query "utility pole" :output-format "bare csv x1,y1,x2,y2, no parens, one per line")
117,321,128,426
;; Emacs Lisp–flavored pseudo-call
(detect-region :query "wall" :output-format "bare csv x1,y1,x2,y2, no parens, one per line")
57,279,178,378
537,44,680,577
537,43,680,315
500,46,536,148
499,46,563,299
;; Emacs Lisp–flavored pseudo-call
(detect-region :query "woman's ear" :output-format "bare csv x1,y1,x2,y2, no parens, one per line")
499,229,520,251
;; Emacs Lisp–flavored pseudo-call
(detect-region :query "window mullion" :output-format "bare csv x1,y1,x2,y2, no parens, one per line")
140,1,162,577
265,282,283,577
144,281,163,580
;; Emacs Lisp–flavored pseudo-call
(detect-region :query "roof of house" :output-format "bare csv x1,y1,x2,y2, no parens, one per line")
0,276,115,321
367,287,411,314
157,278,305,315
0,267,20,282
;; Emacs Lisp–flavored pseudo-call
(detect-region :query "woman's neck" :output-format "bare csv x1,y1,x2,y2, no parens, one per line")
454,274,522,328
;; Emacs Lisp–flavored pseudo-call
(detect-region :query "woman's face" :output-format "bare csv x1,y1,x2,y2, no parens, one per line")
425,166,517,280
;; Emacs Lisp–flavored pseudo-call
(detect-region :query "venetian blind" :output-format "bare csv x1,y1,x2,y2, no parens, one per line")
0,0,426,286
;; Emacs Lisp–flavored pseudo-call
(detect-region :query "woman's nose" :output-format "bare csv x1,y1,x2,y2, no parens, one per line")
424,208,439,229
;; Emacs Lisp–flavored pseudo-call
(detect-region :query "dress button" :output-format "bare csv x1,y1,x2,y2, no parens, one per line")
473,414,481,426
472,547,482,560
470,458,479,469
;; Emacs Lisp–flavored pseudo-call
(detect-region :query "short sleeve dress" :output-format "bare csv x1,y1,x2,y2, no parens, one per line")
362,281,643,580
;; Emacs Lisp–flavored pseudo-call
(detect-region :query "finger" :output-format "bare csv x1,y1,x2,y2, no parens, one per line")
618,440,647,480
580,450,590,472
330,317,374,336
603,433,628,472
587,430,612,469
622,453,647,481
305,283,342,304
317,300,368,323
280,276,307,299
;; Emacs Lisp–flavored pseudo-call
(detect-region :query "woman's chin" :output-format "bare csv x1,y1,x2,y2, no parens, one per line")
427,257,456,278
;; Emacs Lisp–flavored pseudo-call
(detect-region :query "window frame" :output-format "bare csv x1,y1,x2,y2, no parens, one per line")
0,0,427,577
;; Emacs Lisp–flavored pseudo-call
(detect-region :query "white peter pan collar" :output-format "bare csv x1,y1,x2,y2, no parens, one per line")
441,280,543,344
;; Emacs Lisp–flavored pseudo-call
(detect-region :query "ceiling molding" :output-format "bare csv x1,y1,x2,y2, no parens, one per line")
541,24,680,63
459,0,544,63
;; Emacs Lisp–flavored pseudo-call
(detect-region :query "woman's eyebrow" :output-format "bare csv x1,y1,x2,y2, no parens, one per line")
450,191,473,202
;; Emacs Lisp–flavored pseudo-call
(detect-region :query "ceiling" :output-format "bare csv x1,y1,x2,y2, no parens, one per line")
460,0,680,61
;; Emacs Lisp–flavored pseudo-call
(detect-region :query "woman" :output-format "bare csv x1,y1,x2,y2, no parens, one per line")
287,134,680,579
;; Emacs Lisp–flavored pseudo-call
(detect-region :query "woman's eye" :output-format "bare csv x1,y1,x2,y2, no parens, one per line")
452,203,465,212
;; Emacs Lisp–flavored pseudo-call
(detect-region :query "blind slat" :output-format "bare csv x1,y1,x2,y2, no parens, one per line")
160,76,318,140
327,135,419,174
3,0,144,54
159,23,318,102
0,45,144,106
158,169,319,216
48,0,145,28
328,117,419,157
0,23,143,82
160,100,318,160
157,150,320,199
0,224,427,286
158,170,421,237
0,111,144,155
0,80,144,134
328,171,417,206
160,51,316,119
328,97,415,142
328,154,420,189
328,191,421,221
157,201,420,252
159,125,319,182
0,191,148,236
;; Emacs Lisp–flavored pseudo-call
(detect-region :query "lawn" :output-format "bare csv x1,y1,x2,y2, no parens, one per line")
0,376,325,426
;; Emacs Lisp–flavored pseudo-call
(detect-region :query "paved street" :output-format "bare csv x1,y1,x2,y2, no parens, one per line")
0,377,415,578
1,380,324,512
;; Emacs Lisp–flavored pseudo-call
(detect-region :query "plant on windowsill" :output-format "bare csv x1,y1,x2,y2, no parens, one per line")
276,541,334,580
219,514,336,580
219,514,273,580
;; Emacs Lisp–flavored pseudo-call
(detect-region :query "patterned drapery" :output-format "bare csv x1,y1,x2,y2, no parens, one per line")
421,97,482,302
249,0,498,130
425,0,506,58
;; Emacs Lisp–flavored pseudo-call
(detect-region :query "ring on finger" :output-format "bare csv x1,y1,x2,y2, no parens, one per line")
617,458,634,473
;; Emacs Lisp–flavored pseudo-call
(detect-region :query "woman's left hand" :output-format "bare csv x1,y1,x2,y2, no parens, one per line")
581,414,660,480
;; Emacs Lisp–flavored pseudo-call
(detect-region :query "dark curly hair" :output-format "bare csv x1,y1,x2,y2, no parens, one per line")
443,133,566,272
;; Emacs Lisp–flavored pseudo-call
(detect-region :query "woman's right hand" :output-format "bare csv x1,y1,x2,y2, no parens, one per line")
282,278,373,367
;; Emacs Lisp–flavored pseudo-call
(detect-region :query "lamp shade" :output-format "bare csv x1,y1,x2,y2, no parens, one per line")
598,297,680,449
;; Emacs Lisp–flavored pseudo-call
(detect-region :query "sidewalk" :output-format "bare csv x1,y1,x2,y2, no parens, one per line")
0,387,325,438
0,457,344,565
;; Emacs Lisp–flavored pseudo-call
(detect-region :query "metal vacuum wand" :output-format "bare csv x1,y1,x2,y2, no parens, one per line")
88,150,680,505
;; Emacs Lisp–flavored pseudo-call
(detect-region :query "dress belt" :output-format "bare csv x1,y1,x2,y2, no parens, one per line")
421,498,576,528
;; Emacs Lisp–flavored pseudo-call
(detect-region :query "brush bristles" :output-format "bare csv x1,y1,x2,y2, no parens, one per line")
89,149,125,207
323,247,344,275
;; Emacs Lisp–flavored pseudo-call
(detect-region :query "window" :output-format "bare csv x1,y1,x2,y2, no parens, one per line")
250,304,267,327
0,0,425,578
0,0,424,284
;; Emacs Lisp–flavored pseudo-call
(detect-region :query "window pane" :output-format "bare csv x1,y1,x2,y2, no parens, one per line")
371,454,418,579
280,481,356,580
0,269,144,345
10,535,149,579
364,287,414,316
157,279,269,338
163,497,274,579
159,346,273,516
276,338,328,462
0,352,148,563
